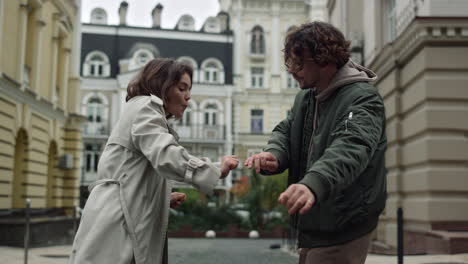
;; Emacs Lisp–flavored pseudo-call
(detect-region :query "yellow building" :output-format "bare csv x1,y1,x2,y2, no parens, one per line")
0,0,83,246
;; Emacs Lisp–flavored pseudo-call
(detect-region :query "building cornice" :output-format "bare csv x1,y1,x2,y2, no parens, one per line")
368,17,468,83
82,24,234,43
0,74,67,123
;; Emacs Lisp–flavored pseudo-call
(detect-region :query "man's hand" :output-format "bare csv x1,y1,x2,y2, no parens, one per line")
278,184,315,215
220,155,239,178
170,192,186,209
244,152,279,173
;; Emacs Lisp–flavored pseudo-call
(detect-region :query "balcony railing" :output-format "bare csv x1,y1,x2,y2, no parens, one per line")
174,124,225,141
83,123,109,136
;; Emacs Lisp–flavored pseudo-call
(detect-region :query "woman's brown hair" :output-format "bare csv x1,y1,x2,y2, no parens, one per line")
126,58,193,102
284,21,351,71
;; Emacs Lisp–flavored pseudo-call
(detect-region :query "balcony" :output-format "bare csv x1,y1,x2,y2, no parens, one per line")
175,124,225,142
83,123,109,137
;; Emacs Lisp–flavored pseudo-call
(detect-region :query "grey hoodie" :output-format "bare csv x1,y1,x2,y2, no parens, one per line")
317,60,378,102
308,60,378,163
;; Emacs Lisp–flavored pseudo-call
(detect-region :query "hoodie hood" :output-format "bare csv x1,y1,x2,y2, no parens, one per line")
316,60,378,101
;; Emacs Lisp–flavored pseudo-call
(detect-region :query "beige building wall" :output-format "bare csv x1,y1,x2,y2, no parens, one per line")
0,0,83,212
328,0,468,254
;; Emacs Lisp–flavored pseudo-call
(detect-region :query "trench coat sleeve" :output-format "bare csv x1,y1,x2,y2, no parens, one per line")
131,101,220,195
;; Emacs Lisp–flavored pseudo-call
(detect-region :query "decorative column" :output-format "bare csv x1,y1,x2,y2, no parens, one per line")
60,46,71,113
0,0,4,74
17,0,29,88
232,1,243,84
271,2,280,93
49,14,60,107
31,9,46,98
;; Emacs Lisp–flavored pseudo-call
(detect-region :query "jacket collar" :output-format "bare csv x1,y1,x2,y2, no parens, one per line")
150,94,164,106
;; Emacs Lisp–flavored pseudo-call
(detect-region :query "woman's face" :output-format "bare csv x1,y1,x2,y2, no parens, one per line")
164,73,192,118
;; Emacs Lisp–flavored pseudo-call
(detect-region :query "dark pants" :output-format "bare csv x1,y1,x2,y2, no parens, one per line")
299,232,372,264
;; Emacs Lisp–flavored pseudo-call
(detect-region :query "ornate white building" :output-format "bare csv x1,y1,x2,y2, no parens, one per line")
79,2,235,204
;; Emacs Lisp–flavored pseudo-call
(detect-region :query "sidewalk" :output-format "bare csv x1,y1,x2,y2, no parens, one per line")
1,244,468,264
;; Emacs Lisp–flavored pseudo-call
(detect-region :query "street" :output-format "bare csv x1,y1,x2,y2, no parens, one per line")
168,238,296,264
1,239,468,264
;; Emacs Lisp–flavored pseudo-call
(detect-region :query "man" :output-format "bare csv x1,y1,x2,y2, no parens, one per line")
245,22,387,264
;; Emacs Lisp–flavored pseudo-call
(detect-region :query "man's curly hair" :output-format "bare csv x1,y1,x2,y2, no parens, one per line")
284,22,351,70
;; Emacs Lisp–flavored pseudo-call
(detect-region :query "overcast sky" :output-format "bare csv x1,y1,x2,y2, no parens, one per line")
81,0,221,30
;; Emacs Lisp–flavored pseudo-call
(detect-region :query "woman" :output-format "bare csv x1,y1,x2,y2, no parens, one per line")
69,58,239,264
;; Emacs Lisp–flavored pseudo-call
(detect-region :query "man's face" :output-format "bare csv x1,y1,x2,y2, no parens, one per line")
288,58,322,90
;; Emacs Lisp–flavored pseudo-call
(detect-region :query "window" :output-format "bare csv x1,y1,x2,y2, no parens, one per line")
251,109,263,134
201,59,224,84
179,108,192,126
90,8,108,24
251,26,265,54
85,144,101,172
204,104,218,125
83,51,110,77
287,73,299,89
251,67,264,88
87,97,103,123
178,15,195,31
205,62,218,83
386,0,397,43
134,49,153,67
203,17,221,33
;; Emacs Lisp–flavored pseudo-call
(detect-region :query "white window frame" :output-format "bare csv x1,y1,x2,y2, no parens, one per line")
386,0,397,43
251,67,264,88
286,73,299,89
251,26,265,55
200,58,224,84
83,51,110,78
133,49,154,67
90,8,108,24
250,109,264,134
84,143,101,173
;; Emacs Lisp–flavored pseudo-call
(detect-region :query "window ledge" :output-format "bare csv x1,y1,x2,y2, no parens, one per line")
249,53,266,60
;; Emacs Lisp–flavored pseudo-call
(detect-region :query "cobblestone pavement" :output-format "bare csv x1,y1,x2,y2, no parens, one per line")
168,238,296,264
1,239,468,264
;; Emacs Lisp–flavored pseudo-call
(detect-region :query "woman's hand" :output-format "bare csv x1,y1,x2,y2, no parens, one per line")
220,155,239,178
170,192,186,209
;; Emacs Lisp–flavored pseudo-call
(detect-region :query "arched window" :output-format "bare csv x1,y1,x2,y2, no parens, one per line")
133,49,154,67
203,16,220,33
82,93,109,135
177,14,195,31
201,58,224,84
90,8,108,24
251,26,265,55
83,51,110,77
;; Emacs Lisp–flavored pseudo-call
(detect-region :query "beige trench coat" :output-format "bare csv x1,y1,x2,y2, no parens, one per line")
69,95,221,264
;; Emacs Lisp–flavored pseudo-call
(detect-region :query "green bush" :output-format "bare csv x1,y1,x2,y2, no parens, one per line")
169,188,244,231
